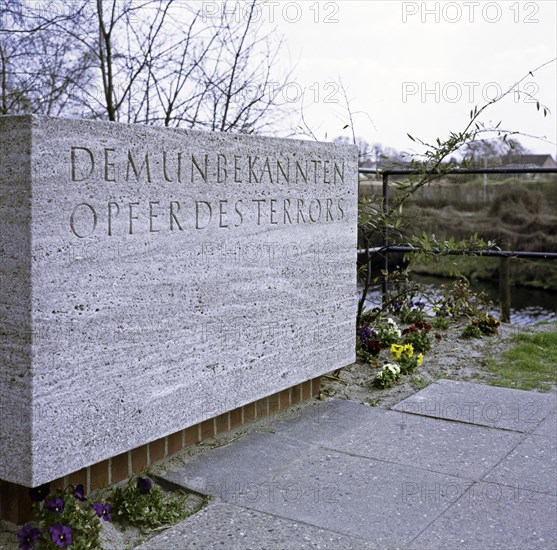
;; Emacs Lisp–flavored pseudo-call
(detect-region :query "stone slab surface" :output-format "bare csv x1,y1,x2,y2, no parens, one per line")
163,439,472,546
152,389,557,549
408,482,557,549
483,434,557,495
272,399,522,480
137,501,377,550
0,115,358,485
163,431,317,495
270,398,380,443
534,408,557,439
392,380,556,432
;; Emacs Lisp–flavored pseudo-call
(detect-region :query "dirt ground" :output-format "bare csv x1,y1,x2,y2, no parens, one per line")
319,320,557,410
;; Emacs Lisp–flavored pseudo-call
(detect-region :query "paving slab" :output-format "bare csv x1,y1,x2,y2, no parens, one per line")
162,431,316,494
534,408,557,439
137,501,376,550
483,434,557,495
234,448,473,547
270,399,379,444
408,482,557,549
150,383,557,549
325,408,522,481
273,400,523,481
392,380,556,432
161,437,473,546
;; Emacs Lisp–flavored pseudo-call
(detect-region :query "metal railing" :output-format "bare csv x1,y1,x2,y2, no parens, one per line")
357,167,557,321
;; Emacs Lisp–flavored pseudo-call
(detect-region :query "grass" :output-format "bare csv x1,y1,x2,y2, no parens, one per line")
487,330,557,392
365,397,382,407
408,375,431,391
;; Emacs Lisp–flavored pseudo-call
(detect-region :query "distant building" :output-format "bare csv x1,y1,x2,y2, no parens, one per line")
500,153,557,169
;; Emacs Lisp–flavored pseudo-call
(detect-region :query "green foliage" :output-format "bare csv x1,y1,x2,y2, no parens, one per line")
461,324,483,339
408,376,431,391
357,61,554,325
407,233,497,277
399,305,425,324
404,329,431,354
109,476,194,534
25,486,102,549
487,331,557,391
434,278,491,319
356,344,376,364
390,343,423,375
474,313,501,335
462,313,500,339
365,397,383,406
376,318,403,346
373,363,401,388
431,316,451,331
357,317,403,363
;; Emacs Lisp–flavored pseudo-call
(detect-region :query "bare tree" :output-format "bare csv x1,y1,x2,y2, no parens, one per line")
194,1,288,133
0,0,91,115
0,0,291,133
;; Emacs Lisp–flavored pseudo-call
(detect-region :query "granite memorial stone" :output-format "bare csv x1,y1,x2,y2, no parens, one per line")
0,115,358,486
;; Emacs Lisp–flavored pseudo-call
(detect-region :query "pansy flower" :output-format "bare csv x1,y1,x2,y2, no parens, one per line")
17,524,41,550
49,524,72,548
390,343,404,360
137,476,153,494
365,339,382,356
358,326,371,344
92,502,112,521
74,483,87,501
45,497,64,515
29,483,50,502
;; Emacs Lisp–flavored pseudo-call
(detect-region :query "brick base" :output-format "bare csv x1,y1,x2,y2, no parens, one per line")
0,377,321,524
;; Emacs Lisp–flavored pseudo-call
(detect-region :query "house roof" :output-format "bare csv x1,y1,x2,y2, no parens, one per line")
501,154,556,166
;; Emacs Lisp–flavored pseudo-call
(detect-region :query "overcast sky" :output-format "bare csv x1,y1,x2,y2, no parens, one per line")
254,0,557,156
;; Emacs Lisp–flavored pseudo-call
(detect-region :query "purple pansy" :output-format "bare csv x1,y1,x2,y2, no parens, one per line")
29,483,50,502
358,326,372,343
74,484,87,501
137,476,153,494
16,524,41,550
92,502,112,521
49,524,72,548
45,497,65,515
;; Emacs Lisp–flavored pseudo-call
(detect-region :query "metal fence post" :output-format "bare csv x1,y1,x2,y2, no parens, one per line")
382,172,389,303
499,255,511,323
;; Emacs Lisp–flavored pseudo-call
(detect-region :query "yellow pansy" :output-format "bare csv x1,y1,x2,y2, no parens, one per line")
390,344,404,360
403,344,414,358
417,353,424,366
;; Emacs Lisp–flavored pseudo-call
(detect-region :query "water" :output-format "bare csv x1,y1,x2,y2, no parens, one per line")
359,274,557,326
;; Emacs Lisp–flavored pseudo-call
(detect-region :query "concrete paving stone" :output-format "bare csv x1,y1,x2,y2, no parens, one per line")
157,393,556,548
162,431,316,494
181,446,473,546
273,400,523,481
534,408,557,439
408,481,557,549
393,380,556,432
271,399,383,444
323,408,523,481
165,442,471,548
483,434,557,496
137,501,377,550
